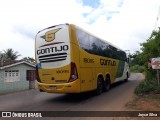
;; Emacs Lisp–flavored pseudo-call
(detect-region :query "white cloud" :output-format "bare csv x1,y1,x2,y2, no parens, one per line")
0,0,92,59
84,0,122,23
84,0,160,53
0,0,160,59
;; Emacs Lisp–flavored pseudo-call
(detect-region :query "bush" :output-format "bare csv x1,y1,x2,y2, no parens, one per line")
145,69,157,80
135,79,160,95
130,65,146,73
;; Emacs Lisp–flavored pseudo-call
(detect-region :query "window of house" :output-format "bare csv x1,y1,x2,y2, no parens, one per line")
4,70,20,82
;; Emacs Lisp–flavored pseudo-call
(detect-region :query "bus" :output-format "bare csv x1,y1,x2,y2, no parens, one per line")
35,23,130,95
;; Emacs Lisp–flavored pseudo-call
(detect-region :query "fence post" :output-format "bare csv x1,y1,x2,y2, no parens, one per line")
157,69,160,86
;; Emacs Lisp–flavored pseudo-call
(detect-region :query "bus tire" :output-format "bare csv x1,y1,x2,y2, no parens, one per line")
39,89,45,92
124,72,129,82
104,76,110,92
95,77,103,95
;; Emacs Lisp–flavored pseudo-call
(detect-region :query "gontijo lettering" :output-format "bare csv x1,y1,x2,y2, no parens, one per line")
100,59,116,66
37,45,69,55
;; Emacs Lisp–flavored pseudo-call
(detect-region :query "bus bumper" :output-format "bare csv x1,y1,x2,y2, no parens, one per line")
37,79,81,93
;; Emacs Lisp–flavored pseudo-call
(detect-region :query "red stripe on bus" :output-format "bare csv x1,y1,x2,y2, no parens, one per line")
39,42,64,48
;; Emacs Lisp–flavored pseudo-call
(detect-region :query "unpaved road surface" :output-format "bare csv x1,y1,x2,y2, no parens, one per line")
0,73,144,120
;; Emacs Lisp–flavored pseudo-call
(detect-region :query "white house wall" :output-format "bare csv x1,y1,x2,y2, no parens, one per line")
0,64,35,94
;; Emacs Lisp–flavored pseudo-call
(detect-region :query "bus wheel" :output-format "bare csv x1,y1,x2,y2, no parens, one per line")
104,76,110,92
124,72,129,82
96,77,103,95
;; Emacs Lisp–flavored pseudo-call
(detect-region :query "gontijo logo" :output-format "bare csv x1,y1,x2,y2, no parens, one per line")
41,28,61,42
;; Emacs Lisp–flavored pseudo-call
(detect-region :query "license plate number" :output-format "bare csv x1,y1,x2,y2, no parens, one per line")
50,86,57,90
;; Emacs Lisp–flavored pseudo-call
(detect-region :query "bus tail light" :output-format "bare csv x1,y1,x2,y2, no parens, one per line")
68,62,78,82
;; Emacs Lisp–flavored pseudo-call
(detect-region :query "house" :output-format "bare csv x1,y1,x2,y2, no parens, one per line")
0,60,36,94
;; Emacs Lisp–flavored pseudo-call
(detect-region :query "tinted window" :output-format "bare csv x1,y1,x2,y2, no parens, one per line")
76,29,90,51
76,28,126,61
89,35,100,55
115,49,127,61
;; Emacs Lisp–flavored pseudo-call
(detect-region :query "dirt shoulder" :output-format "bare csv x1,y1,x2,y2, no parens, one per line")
126,73,160,111
126,93,160,111
123,73,160,120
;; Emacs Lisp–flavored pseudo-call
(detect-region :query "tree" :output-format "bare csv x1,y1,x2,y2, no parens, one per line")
3,48,21,60
131,28,160,67
0,52,4,61
130,51,144,66
130,28,160,79
23,57,35,63
140,28,160,66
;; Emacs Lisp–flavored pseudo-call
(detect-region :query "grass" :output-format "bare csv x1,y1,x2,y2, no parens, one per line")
135,79,160,95
132,65,160,95
151,95,160,100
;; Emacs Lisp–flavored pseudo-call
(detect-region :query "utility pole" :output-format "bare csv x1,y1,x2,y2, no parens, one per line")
153,6,160,30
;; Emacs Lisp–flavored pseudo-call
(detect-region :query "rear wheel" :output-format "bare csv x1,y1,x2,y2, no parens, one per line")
124,72,129,82
39,89,45,92
103,76,110,92
95,77,103,95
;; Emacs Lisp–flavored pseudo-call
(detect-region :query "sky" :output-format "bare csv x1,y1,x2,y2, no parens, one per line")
0,0,160,59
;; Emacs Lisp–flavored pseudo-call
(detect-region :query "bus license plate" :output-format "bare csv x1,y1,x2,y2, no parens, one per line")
50,86,57,90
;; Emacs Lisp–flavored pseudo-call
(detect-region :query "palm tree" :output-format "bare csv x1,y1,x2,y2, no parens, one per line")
0,52,4,61
3,48,21,60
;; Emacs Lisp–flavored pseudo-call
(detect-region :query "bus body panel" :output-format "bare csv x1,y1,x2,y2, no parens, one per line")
36,24,81,93
38,78,81,93
36,24,71,85
38,64,70,84
36,25,70,69
79,47,120,85
35,24,130,94
115,62,129,81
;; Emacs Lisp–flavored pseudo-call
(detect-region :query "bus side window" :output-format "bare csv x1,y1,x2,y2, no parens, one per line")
89,35,100,55
76,29,90,51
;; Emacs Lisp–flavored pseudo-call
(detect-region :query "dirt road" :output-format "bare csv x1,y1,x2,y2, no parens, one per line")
0,73,144,119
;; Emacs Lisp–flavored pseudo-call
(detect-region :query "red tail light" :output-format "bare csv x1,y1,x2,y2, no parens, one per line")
68,62,78,82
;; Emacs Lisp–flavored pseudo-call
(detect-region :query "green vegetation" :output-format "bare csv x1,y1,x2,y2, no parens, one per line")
130,65,145,73
130,28,160,95
135,79,160,95
0,49,35,63
149,94,160,100
0,48,21,61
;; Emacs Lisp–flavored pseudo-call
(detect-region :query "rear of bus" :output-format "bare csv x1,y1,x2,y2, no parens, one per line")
35,24,80,93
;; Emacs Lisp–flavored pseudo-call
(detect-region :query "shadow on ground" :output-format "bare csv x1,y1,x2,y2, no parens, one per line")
47,80,129,103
